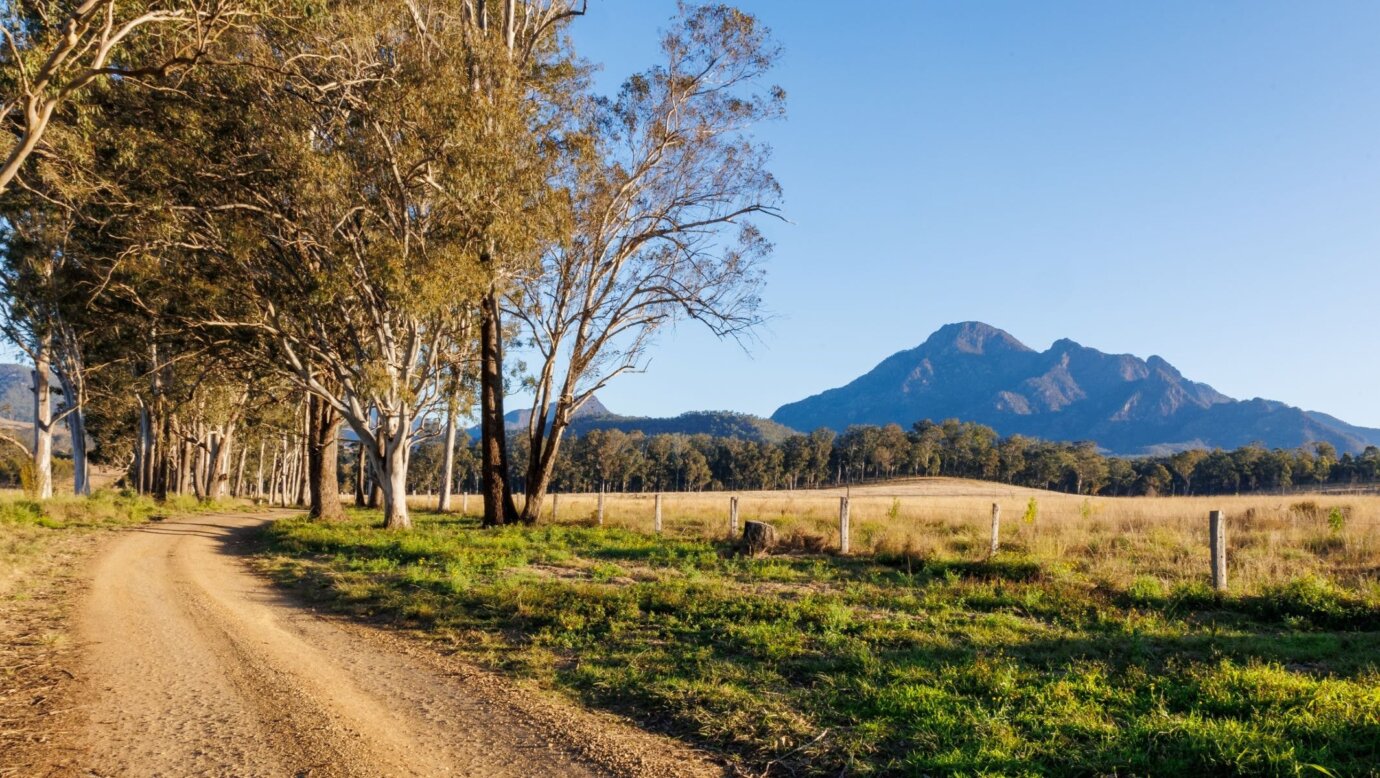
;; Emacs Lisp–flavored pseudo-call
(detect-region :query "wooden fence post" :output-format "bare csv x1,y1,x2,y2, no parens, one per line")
839,496,851,554
598,487,605,526
989,503,1001,558
551,492,558,522
462,491,468,515
730,496,740,536
654,493,663,534
1210,510,1227,591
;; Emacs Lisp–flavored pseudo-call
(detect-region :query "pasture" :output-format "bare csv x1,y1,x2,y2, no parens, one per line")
260,480,1380,775
422,478,1380,597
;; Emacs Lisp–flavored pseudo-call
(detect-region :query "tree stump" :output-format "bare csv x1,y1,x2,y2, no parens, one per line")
741,521,777,558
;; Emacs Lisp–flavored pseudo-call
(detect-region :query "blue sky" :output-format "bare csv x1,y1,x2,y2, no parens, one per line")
565,1,1380,427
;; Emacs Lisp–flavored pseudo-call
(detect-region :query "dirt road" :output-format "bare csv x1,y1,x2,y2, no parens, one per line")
62,512,719,777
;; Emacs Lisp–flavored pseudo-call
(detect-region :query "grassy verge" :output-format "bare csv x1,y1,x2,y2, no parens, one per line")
261,509,1380,776
0,491,208,592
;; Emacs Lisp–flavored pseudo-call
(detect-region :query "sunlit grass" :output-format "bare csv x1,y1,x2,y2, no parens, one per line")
413,479,1380,597
262,502,1380,776
0,490,249,598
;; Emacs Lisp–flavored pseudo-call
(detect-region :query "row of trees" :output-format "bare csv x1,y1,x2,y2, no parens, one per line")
1,0,785,529
398,419,1380,498
7,0,1367,518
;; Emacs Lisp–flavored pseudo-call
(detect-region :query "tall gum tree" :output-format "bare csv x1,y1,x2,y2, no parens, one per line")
0,0,251,194
457,0,587,528
509,4,783,522
0,0,262,497
0,209,95,497
166,0,572,528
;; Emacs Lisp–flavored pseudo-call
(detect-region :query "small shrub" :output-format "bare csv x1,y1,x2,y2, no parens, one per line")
1256,575,1376,628
18,461,37,499
1022,497,1038,525
1126,575,1167,604
1168,580,1217,608
1327,506,1347,533
1304,534,1346,556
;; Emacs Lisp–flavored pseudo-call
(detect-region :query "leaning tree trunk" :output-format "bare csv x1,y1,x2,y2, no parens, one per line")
479,290,519,527
307,394,345,521
518,416,570,524
31,336,53,499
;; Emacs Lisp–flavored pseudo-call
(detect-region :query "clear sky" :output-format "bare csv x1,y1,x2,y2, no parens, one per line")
564,1,1380,427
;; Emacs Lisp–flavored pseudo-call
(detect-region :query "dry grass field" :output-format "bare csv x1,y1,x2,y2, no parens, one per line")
414,478,1380,596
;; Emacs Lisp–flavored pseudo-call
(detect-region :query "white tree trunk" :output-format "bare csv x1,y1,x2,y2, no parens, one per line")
51,328,90,496
255,440,265,498
31,337,53,500
233,444,247,497
438,410,457,512
269,440,282,505
377,435,411,529
215,432,232,500
138,402,154,493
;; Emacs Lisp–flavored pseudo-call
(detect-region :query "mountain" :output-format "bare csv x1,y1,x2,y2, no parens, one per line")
509,396,613,431
469,398,795,444
0,363,35,422
0,363,72,454
1303,411,1380,449
771,322,1380,455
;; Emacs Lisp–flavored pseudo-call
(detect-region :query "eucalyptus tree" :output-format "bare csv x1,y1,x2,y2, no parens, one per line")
151,0,575,528
508,4,783,521
0,0,262,498
0,0,250,194
0,205,101,496
456,0,587,527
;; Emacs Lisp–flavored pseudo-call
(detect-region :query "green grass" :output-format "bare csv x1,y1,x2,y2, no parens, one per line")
1,490,250,586
261,510,1380,776
0,490,214,529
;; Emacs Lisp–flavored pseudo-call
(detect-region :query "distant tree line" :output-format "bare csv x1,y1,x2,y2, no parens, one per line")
393,419,1380,498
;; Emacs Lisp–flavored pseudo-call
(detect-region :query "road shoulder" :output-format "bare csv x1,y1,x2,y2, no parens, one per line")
0,526,103,778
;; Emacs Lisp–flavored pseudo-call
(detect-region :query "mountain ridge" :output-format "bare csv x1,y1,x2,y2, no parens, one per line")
771,322,1379,455
466,399,795,444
